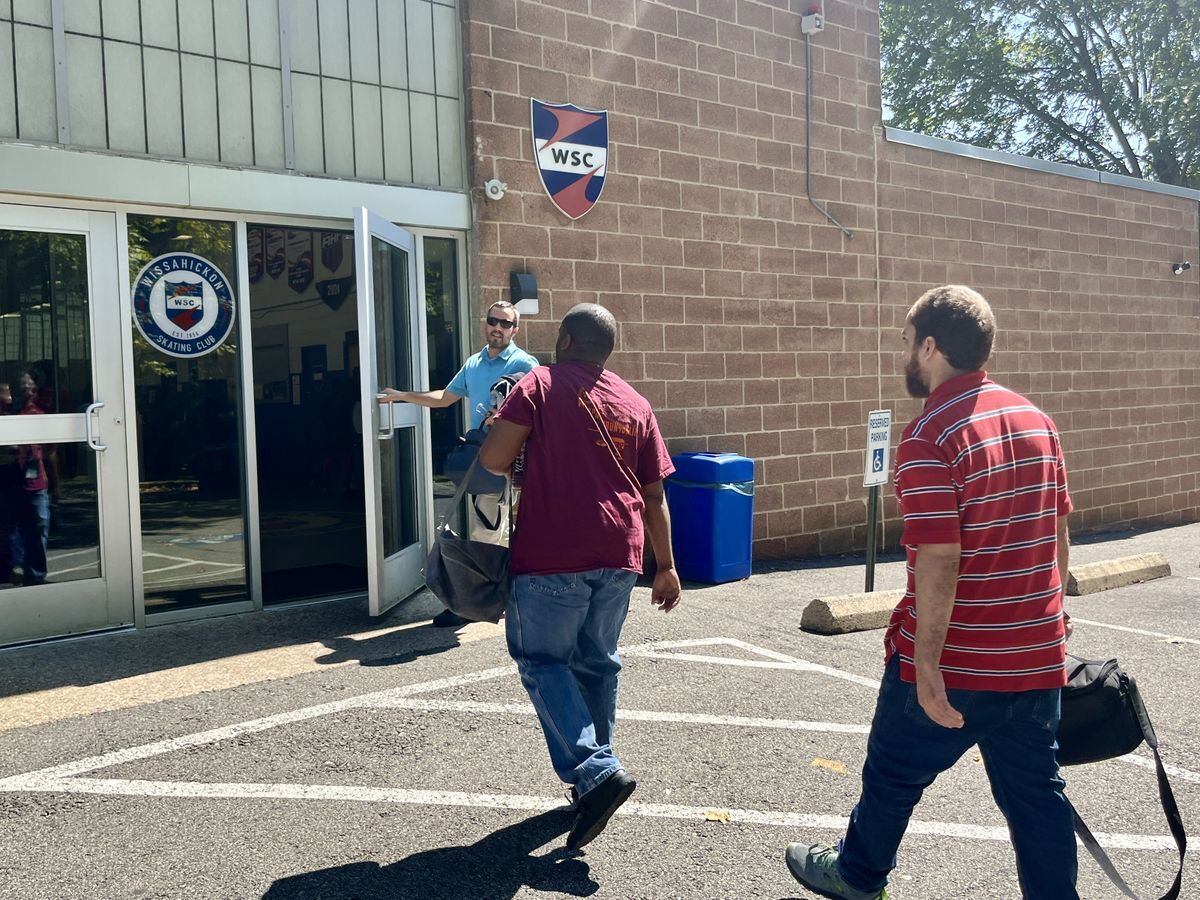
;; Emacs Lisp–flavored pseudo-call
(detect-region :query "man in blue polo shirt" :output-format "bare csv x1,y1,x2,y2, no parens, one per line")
383,300,538,626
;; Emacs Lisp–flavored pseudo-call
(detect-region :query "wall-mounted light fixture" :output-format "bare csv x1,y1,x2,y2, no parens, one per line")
1171,261,1191,276
510,271,538,316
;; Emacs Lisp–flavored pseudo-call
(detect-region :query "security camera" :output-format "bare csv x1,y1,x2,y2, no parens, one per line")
483,178,507,201
1172,261,1191,276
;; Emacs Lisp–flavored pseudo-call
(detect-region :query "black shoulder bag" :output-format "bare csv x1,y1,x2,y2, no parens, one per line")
422,454,509,623
1058,654,1187,899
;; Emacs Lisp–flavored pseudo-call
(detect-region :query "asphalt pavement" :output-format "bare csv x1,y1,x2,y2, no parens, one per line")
0,522,1197,899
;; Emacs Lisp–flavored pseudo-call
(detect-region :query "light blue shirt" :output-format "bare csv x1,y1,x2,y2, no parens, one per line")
448,342,539,428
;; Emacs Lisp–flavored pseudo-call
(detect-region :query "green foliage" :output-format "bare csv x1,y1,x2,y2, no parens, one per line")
881,0,1200,187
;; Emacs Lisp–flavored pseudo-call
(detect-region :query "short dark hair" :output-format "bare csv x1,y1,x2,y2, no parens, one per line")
561,303,617,362
909,285,995,371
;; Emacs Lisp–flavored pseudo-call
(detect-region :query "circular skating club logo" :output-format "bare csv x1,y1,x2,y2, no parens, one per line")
132,252,236,359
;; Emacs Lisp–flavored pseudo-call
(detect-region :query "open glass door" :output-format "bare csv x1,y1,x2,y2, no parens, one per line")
0,204,133,645
353,208,431,616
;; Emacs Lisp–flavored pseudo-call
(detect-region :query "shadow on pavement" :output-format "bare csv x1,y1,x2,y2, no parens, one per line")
0,589,458,699
262,808,595,900
314,619,469,668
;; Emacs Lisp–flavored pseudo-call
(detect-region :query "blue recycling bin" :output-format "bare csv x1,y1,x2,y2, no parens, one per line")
664,452,754,584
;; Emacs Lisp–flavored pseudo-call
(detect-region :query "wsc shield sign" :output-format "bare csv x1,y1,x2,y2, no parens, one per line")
531,99,608,220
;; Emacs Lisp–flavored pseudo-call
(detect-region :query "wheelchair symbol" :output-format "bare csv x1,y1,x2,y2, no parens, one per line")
872,448,885,472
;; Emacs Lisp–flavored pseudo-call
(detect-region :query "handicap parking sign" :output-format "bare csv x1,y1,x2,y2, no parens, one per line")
863,410,892,487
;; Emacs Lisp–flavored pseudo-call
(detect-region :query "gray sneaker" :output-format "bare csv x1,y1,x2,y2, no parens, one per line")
785,843,889,900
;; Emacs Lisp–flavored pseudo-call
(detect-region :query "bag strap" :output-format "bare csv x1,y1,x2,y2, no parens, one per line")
1070,678,1185,900
441,453,512,534
578,390,642,495
472,478,513,533
438,454,479,531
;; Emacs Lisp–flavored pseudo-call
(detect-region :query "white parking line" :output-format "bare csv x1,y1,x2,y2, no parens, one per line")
1118,752,1200,784
378,698,872,735
144,560,246,576
1071,618,1200,646
0,636,1191,852
143,552,245,568
48,547,99,560
48,561,99,577
4,777,1175,852
0,665,515,784
624,637,882,689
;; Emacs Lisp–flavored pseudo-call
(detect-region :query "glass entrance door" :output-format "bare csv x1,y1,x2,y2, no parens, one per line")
353,209,431,616
0,204,133,645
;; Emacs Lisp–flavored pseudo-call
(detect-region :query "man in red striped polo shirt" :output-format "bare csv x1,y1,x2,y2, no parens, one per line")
786,286,1077,900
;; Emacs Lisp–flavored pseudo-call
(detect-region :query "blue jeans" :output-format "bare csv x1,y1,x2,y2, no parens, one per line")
506,568,637,797
838,656,1078,899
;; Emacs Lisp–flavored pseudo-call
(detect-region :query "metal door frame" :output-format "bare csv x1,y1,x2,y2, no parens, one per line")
354,207,433,616
0,203,134,644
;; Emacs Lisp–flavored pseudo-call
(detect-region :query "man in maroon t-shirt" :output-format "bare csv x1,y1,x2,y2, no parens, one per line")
785,286,1078,900
480,303,681,852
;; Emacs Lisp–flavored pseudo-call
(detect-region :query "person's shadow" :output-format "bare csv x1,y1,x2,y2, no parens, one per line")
262,808,596,899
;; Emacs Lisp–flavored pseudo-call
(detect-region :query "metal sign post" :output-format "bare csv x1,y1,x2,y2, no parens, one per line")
863,409,892,592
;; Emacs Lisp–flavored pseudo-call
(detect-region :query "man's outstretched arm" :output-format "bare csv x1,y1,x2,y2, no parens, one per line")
381,387,461,409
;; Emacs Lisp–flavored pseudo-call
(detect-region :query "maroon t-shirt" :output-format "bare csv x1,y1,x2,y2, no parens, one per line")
495,361,674,577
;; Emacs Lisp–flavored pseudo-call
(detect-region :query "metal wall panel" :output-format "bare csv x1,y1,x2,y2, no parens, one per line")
143,47,184,157
214,0,249,61
100,0,140,43
0,22,14,136
248,0,279,66
62,0,99,34
250,64,284,167
179,0,215,56
321,75,354,176
352,81,382,180
140,0,177,49
0,0,463,187
381,85,412,183
105,39,147,152
181,53,219,160
14,23,55,140
12,0,49,26
218,59,254,163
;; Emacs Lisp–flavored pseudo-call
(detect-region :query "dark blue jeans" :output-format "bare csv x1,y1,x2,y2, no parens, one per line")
838,656,1078,899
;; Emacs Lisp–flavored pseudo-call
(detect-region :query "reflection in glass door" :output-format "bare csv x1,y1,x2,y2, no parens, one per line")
0,205,133,645
354,209,430,616
126,216,249,615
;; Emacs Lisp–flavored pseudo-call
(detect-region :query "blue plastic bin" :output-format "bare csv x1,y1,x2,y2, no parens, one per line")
664,452,754,584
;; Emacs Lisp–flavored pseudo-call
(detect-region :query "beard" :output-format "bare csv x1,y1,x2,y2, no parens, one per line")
904,356,930,398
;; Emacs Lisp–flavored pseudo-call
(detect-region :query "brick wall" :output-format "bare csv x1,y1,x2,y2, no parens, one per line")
462,0,1200,558
878,146,1200,536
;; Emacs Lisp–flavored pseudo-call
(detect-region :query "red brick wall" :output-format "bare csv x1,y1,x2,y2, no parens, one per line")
462,0,1200,557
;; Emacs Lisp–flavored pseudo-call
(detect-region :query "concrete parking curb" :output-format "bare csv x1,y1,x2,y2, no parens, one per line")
1067,553,1172,596
800,589,904,635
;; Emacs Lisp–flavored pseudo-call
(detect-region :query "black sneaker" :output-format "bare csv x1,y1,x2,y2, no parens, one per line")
431,609,470,628
565,770,636,851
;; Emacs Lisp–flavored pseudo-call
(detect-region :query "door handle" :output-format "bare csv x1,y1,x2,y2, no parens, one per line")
375,394,395,440
85,401,107,451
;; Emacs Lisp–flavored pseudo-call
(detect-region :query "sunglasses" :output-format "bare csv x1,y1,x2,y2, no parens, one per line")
485,316,516,329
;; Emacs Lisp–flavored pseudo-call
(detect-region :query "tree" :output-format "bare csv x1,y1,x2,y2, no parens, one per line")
881,0,1200,188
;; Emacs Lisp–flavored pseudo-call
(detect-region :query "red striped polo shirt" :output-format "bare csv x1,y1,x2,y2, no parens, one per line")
886,370,1073,691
